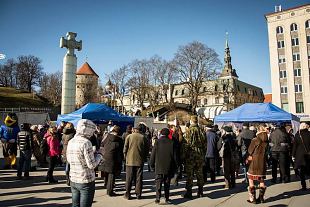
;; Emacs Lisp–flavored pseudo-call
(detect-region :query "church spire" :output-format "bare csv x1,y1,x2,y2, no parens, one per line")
220,32,238,79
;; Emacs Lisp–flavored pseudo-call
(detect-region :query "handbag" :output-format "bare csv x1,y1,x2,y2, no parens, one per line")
300,133,310,159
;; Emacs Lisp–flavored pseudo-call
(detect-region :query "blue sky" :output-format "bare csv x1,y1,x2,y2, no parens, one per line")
0,0,309,93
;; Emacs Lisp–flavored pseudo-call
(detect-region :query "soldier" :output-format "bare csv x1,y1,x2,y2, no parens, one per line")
183,115,207,199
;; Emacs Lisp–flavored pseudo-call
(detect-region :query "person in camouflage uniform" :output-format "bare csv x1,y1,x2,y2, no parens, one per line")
182,115,207,199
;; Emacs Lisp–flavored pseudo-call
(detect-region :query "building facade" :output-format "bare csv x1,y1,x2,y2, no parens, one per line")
76,62,99,108
266,4,310,121
120,38,264,119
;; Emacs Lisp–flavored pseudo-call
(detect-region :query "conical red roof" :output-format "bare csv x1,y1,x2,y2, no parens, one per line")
76,62,99,77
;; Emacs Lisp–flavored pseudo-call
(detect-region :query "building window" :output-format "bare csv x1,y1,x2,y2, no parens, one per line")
307,35,310,44
295,84,302,93
293,53,300,61
278,56,286,64
276,26,283,34
214,85,218,91
291,37,299,46
277,40,285,48
280,86,287,94
306,19,310,28
203,86,206,92
279,70,287,78
237,85,240,91
175,90,178,96
181,89,185,95
244,88,247,93
290,23,298,31
204,98,208,105
296,102,304,113
215,97,219,104
294,68,301,77
281,103,289,111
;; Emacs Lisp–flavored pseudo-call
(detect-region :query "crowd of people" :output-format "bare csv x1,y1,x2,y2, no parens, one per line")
1,112,310,206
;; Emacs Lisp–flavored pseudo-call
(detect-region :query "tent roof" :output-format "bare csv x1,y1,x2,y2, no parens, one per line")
57,103,134,126
214,103,299,123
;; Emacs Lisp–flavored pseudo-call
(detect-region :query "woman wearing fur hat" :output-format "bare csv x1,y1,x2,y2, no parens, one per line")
246,125,268,204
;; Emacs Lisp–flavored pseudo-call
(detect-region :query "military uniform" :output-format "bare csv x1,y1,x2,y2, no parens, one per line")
183,116,207,198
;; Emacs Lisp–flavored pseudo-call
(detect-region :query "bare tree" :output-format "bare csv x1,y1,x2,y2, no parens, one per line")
126,59,150,109
0,59,17,87
39,71,62,105
173,41,221,112
16,55,43,92
110,65,129,113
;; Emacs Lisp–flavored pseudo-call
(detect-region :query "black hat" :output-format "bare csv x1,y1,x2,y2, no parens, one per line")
242,122,249,127
160,128,170,136
206,122,214,128
223,126,233,132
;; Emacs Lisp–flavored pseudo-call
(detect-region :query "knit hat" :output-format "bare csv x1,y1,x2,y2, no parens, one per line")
76,119,97,138
205,122,214,129
160,128,170,136
191,115,198,123
222,126,233,132
242,122,249,127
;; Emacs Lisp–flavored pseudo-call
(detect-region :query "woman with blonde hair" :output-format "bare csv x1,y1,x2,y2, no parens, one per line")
246,124,268,204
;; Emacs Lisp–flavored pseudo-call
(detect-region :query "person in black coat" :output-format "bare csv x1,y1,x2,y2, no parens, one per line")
100,125,124,196
150,128,177,204
292,122,310,190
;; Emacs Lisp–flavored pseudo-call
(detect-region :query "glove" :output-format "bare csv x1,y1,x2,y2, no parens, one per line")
292,157,295,162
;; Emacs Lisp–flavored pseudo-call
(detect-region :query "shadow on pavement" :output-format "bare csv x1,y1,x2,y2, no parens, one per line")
265,189,309,203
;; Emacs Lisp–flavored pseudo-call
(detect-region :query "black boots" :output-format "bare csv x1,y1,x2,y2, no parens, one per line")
197,186,203,198
256,187,267,204
183,189,192,199
247,186,256,203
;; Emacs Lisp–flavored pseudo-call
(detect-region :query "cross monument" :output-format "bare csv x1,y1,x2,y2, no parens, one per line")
60,32,82,114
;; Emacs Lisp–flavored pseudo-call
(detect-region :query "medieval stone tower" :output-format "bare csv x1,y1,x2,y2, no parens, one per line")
75,62,99,108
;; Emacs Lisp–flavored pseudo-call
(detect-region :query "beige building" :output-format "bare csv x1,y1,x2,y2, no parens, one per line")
120,38,264,119
266,4,310,121
76,62,99,108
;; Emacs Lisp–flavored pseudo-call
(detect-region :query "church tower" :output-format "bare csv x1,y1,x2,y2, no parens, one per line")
220,33,238,79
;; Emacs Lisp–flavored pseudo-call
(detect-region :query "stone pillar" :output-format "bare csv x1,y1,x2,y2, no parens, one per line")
60,32,82,114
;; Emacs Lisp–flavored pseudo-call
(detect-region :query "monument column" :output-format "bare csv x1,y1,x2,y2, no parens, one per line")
60,32,82,114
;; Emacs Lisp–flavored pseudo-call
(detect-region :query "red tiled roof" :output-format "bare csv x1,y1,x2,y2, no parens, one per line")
76,62,99,77
264,94,272,103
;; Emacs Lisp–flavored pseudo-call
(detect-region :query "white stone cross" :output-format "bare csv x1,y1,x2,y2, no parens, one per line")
60,32,82,56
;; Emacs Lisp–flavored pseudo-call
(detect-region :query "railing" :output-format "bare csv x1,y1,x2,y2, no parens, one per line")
0,107,52,113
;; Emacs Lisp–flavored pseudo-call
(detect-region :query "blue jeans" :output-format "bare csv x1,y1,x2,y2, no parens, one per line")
17,150,31,177
71,181,95,207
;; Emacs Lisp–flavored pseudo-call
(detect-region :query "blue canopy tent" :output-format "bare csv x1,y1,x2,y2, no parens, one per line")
214,103,300,133
57,103,134,132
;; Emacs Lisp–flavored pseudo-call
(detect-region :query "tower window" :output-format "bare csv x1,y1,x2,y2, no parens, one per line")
175,90,178,96
276,26,283,34
290,23,298,32
181,89,185,95
307,35,310,44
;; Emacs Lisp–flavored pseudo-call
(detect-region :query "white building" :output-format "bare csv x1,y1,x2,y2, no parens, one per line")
266,4,310,121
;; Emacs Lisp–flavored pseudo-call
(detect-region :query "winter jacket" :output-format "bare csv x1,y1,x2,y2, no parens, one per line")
247,131,268,177
292,129,310,169
123,132,149,166
45,132,60,157
237,128,255,156
205,129,218,158
100,133,123,174
17,130,32,151
270,127,290,152
150,135,177,175
62,127,75,161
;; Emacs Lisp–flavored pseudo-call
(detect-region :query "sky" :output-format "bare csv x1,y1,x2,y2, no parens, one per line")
0,0,309,93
